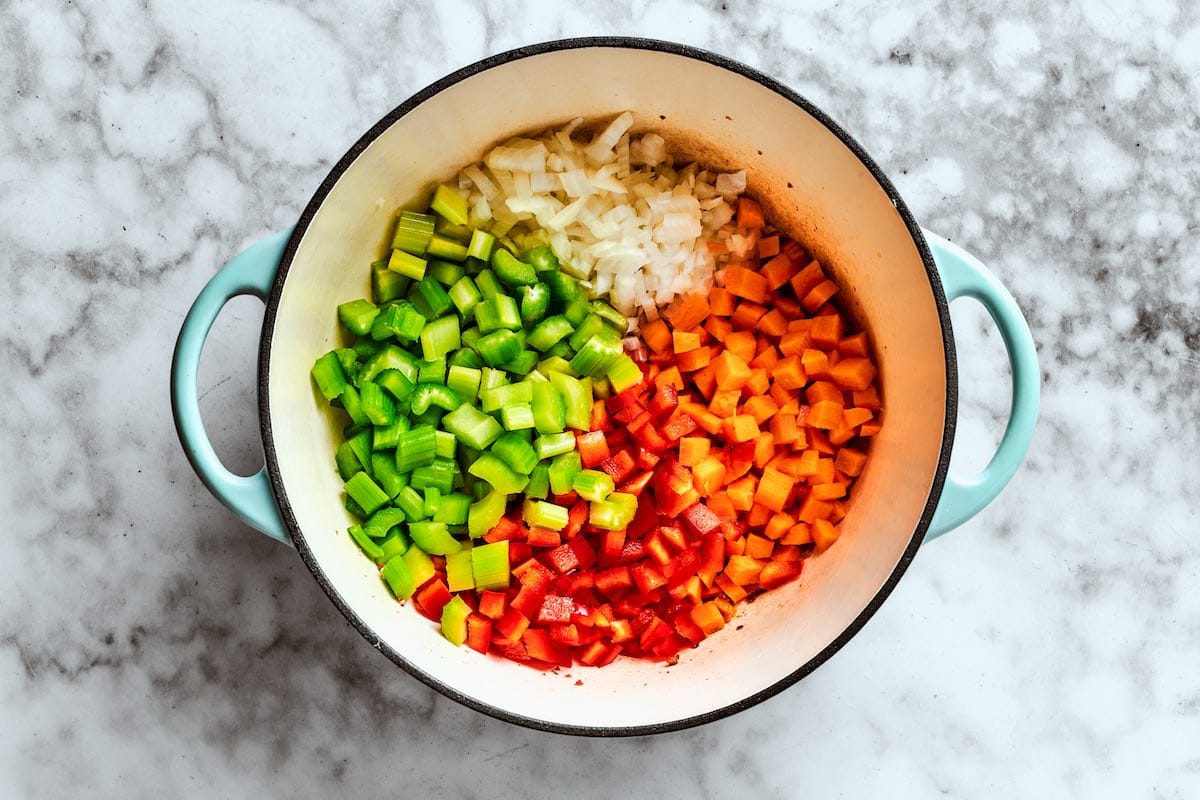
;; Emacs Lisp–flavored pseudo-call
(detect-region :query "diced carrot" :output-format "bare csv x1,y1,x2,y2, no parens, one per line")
800,348,829,379
744,534,772,561
781,522,812,545
757,235,780,259
706,239,729,255
810,313,844,348
724,555,765,586
724,266,769,304
797,494,833,523
859,418,883,437
760,253,798,291
713,351,752,391
744,368,769,397
708,491,735,519
642,318,672,354
754,467,795,512
794,449,821,477
843,407,874,428
708,389,741,418
722,414,760,443
811,482,846,500
769,413,799,445
747,503,773,528
664,294,711,331
727,475,758,511
756,309,788,337
716,573,748,602
802,280,839,312
704,315,734,340
692,456,728,495
769,382,796,408
789,260,825,299
678,436,711,467
681,401,723,435
813,457,836,485
724,330,758,363
852,385,881,410
772,545,803,562
653,365,684,390
690,601,727,635
672,329,702,354
677,346,712,372
691,364,717,399
709,287,735,317
762,512,791,541
829,417,858,446
808,429,836,454
753,432,775,469
774,356,806,390
737,196,764,228
812,518,840,551
750,346,779,371
805,380,843,405
830,357,877,390
838,332,869,357
743,395,779,425
781,239,805,261
779,331,809,356
834,447,868,476
729,303,767,332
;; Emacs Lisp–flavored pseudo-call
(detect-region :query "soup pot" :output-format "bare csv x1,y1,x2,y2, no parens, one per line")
170,38,1039,736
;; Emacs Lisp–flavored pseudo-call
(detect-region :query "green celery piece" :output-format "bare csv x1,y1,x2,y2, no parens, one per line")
500,404,535,431
433,492,472,525
531,382,567,434
480,380,533,413
491,432,538,475
311,352,348,400
548,450,582,495
606,353,644,393
535,432,577,461
335,441,363,481
569,334,621,378
423,487,442,519
527,315,572,352
468,489,508,538
476,330,522,367
448,276,483,320
411,276,455,319
523,499,569,531
568,314,612,352
371,454,407,498
589,492,638,531
361,345,418,384
549,371,593,430
410,459,456,494
388,249,427,280
572,469,615,502
372,264,409,303
427,235,469,262
446,550,475,592
351,338,381,365
392,210,436,255
475,269,503,300
345,431,373,473
340,386,370,427
373,416,407,450
345,494,367,520
401,547,436,588
409,521,462,555
364,506,409,539
471,541,510,590
475,294,522,333
519,283,550,325
428,259,466,287
382,554,416,598
446,365,481,402
490,248,537,287
345,472,389,515
431,184,470,226
338,299,380,336
434,430,457,460
395,425,437,473
467,229,496,262
395,485,426,522
448,347,483,369
545,341,574,361
375,368,415,404
334,347,359,378
442,404,503,450
536,356,573,376
376,528,409,563
371,303,426,343
420,315,460,362
590,300,628,333
479,367,509,392
416,356,447,385
503,350,538,376
526,462,550,500
563,295,589,326
348,524,385,562
358,381,395,426
410,383,460,416
468,453,529,494
522,244,559,274
435,216,471,241
441,595,472,646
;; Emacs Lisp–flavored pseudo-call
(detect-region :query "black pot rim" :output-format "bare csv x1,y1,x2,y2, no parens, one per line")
258,36,957,738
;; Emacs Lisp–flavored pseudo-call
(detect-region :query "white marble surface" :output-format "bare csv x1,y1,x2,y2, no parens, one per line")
3,0,1198,796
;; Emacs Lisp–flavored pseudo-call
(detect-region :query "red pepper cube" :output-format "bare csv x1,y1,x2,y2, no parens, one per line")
616,538,647,565
632,422,670,454
665,549,701,588
577,639,611,666
576,430,611,468
630,562,668,593
466,613,493,654
634,447,661,470
493,638,530,663
549,623,581,647
612,403,646,425
590,400,612,432
648,383,679,417
599,451,636,484
595,566,634,599
661,414,698,442
697,530,726,587
658,524,687,551
680,503,723,538
495,607,531,642
522,628,573,667
607,387,644,413
526,527,562,549
537,594,576,624
620,468,655,495
546,543,580,575
478,590,507,620
413,578,452,620
510,585,546,618
759,560,804,589
568,536,598,570
565,501,589,539
638,616,672,650
508,540,532,567
514,558,556,590
601,528,627,559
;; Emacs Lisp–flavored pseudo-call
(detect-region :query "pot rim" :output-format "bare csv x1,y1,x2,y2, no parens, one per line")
257,36,957,737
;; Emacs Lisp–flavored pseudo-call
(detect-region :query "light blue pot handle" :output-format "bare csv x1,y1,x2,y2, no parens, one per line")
170,229,294,545
923,229,1040,539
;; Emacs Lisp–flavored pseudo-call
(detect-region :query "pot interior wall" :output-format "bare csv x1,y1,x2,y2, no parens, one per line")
266,45,948,730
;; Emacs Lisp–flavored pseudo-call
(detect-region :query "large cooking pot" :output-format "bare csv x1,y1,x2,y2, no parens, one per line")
171,38,1039,736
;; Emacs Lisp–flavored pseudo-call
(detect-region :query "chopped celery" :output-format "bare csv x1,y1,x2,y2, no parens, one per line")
448,275,483,319
468,490,508,538
311,352,348,400
479,367,509,392
336,441,363,481
475,294,522,333
372,264,409,303
475,269,503,300
346,431,373,473
371,303,426,343
590,300,628,333
526,462,550,500
440,595,471,646
401,546,436,588
537,356,573,376
542,270,581,303
412,277,454,319
448,348,483,369
410,458,456,494
531,382,567,434
442,404,503,450
358,381,395,426
564,294,590,326
431,184,470,226
373,416,406,450
548,450,582,495
420,316,461,362
501,404,535,431
569,334,621,377
589,492,638,531
338,299,380,336
467,229,496,262
388,249,427,280
569,314,616,351
375,368,415,405
548,371,593,430
381,553,416,598
349,524,385,562
340,386,369,426
503,350,538,376
490,248,537,287
361,345,418,384
345,494,367,520
395,485,426,521
409,521,462,555
446,365,481,401
392,210,436,255
395,425,437,472
433,492,472,525
446,550,475,592
527,315,572,351
471,541,510,590
535,432,578,461
376,527,409,562
606,353,644,393
434,429,457,459
573,469,615,502
416,356,447,385
364,506,409,539
468,453,530,494
523,499,569,531
491,432,539,475
410,384,460,416
427,235,469,262
424,487,441,518
371,453,407,497
428,259,466,286
480,380,533,413
344,472,389,515
435,216,471,241
476,330,523,367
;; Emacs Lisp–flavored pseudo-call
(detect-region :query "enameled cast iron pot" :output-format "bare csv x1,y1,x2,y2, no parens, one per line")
171,38,1039,736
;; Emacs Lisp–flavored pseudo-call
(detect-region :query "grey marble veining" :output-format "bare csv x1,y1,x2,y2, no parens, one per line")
2,0,1198,797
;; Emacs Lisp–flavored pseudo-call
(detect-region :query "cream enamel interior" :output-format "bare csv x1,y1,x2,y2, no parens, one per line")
266,46,948,730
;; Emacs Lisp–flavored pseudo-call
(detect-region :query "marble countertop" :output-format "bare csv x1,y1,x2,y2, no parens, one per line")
3,1,1198,796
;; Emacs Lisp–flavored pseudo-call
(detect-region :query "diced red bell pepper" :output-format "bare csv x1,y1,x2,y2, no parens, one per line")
568,536,597,570
413,578,452,621
495,608,531,642
549,623,581,647
478,589,507,620
658,524,687,551
628,497,657,538
590,400,612,432
576,430,611,468
661,414,698,442
631,561,667,593
632,422,669,454
638,616,672,650
729,440,756,463
493,637,530,662
508,540,532,567
568,571,596,594
466,613,493,654
599,450,636,484
759,560,804,589
680,503,722,538
644,531,672,566
673,609,707,644
615,538,646,565
484,515,525,542
652,632,689,660
510,585,546,618
553,491,579,506
565,501,589,539
546,542,579,575
612,403,646,425
537,594,576,624
514,558,556,590
577,639,612,666
601,528,627,559
634,447,661,470
719,517,748,541
621,468,655,495
526,527,562,549
665,549,700,587
626,410,652,434
607,387,644,414
647,383,679,417
522,628,573,667
595,643,623,666
609,619,634,643
698,530,725,587
595,566,634,599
